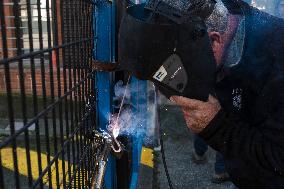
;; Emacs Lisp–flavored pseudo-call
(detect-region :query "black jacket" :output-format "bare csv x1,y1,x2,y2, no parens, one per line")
199,2,284,189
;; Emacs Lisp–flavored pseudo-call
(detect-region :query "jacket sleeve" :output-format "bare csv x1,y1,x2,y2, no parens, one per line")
199,78,284,176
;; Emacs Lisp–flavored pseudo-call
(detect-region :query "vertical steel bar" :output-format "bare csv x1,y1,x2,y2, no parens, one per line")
65,0,77,187
83,2,90,187
46,0,60,186
37,0,53,187
24,0,37,186
72,0,80,187
13,0,26,187
69,0,79,187
85,3,94,188
83,1,87,117
64,0,77,187
78,2,85,188
26,0,44,187
0,1,9,188
75,5,83,170
51,0,66,187
75,2,83,186
59,0,72,187
77,2,83,188
95,0,117,187
93,2,98,186
87,4,93,186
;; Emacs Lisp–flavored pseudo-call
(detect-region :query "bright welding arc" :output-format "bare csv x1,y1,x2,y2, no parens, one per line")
114,75,131,136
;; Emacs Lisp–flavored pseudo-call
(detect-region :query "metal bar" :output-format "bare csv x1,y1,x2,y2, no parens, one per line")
60,0,72,188
52,0,67,187
0,38,93,65
46,0,61,186
95,0,117,188
13,0,25,187
31,111,92,188
84,2,91,181
0,74,92,149
0,37,43,40
70,0,79,187
37,0,53,187
80,1,87,187
3,2,42,6
87,2,94,185
2,0,96,6
0,1,10,187
23,0,36,186
76,1,83,124
75,3,83,186
26,0,44,187
64,0,77,188
82,2,89,187
66,141,92,189
0,26,37,29
1,15,45,18
78,1,85,188
64,0,77,187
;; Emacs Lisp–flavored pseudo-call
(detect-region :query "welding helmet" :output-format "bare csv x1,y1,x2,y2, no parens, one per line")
94,0,218,101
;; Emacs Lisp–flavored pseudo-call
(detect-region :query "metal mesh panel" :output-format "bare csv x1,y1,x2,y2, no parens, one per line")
0,0,96,188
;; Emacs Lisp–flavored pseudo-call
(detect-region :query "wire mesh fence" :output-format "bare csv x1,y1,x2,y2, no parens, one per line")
0,0,96,188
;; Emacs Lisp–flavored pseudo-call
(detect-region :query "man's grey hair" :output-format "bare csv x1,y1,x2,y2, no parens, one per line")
205,0,229,34
146,0,229,34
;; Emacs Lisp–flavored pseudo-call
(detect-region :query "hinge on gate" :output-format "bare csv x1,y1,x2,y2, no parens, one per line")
92,60,119,72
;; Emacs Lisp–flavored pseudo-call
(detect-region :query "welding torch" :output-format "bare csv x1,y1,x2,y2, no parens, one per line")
91,130,124,189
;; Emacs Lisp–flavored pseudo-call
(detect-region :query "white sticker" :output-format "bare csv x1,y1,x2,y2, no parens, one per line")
153,66,167,82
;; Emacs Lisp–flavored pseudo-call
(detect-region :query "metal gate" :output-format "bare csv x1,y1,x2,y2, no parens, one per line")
0,0,96,188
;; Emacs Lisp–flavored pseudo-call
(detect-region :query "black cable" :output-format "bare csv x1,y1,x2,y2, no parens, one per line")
159,129,174,189
156,89,174,189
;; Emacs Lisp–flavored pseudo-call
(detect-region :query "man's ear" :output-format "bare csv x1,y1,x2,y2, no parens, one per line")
208,31,222,52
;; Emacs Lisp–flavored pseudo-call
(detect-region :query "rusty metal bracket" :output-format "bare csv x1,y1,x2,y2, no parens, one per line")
92,60,119,72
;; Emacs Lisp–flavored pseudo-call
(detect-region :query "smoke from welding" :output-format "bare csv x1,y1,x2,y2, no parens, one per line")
107,80,157,145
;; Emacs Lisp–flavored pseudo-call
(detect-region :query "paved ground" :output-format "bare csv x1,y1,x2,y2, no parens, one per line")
153,105,233,189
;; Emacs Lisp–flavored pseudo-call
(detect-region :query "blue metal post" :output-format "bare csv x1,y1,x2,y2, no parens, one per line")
94,0,117,188
94,0,149,188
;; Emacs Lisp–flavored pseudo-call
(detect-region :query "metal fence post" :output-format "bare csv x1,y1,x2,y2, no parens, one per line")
94,0,117,188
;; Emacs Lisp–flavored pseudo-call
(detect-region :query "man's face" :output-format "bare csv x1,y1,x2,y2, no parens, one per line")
279,1,284,19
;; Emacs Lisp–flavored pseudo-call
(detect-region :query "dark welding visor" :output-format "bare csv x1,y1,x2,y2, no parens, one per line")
118,3,177,80
94,2,217,100
93,3,177,79
93,1,215,76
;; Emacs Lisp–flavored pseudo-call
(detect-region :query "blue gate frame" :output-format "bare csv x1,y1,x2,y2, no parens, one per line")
93,0,116,188
93,0,147,188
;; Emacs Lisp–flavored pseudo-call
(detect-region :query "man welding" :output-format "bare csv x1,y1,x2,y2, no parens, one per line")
94,0,284,188
166,0,284,188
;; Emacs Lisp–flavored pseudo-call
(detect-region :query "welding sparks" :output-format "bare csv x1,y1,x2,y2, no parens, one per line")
107,76,154,141
113,126,120,138
109,76,131,138
107,115,120,138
